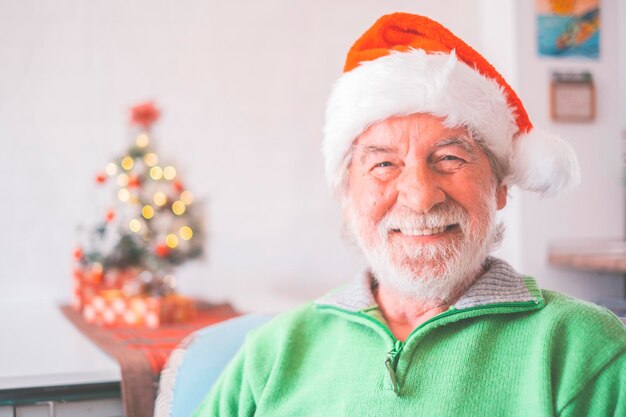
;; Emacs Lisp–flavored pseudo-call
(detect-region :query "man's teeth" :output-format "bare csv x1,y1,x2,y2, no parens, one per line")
395,226,447,236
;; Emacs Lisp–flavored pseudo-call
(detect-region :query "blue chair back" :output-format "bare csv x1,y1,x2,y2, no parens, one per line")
154,314,272,417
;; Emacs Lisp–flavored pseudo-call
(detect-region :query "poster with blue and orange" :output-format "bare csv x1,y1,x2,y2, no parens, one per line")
536,0,600,59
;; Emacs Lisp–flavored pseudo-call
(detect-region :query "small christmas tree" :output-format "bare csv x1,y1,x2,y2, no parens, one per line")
73,102,204,316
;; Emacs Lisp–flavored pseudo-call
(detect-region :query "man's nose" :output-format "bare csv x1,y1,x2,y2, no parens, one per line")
396,164,446,213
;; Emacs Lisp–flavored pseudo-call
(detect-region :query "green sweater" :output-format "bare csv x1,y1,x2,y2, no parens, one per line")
195,259,626,416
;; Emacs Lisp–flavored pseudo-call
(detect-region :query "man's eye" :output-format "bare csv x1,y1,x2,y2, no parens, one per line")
370,160,399,180
434,154,467,173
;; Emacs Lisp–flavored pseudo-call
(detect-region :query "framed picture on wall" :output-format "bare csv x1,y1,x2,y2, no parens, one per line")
536,0,600,59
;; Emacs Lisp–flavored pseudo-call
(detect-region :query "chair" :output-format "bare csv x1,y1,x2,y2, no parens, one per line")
154,314,272,417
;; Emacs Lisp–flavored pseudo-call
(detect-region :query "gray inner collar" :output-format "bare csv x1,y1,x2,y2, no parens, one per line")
316,257,541,312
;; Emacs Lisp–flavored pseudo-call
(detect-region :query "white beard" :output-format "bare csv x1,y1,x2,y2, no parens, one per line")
348,193,501,303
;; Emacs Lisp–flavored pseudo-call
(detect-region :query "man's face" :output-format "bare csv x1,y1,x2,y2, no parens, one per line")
344,113,507,301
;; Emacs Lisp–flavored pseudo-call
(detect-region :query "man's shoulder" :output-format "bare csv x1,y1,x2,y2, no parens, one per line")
534,288,626,352
529,289,626,406
540,288,625,329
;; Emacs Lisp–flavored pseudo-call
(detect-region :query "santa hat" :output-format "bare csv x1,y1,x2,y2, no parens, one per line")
323,13,580,196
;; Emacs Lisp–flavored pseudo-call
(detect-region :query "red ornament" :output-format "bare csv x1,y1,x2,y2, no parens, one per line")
155,244,170,257
73,267,83,280
73,247,83,260
105,209,116,222
90,268,104,285
130,102,160,129
128,175,141,188
173,180,185,193
96,173,107,184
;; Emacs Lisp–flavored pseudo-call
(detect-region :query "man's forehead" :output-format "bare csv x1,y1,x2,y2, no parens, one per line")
355,114,473,147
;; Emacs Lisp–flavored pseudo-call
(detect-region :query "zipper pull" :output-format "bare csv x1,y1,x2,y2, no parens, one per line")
385,356,399,394
385,340,404,395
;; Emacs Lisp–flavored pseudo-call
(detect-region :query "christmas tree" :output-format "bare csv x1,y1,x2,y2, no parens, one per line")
74,102,204,308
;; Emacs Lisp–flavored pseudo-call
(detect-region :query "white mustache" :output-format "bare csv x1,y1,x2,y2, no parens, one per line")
378,204,469,234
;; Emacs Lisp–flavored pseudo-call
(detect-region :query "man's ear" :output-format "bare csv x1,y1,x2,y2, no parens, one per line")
496,184,508,210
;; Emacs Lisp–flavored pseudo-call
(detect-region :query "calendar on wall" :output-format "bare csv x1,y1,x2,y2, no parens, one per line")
550,71,595,122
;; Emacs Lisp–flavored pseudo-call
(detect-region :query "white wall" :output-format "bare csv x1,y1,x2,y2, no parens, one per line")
621,0,626,131
516,0,624,301
478,0,523,270
2,0,619,314
0,0,488,312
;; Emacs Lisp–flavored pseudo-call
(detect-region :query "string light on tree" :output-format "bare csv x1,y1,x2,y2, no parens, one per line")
144,153,159,167
180,191,194,205
117,174,129,187
136,133,150,148
163,166,176,180
150,166,163,180
142,205,154,219
179,226,193,240
129,219,142,233
172,201,186,215
153,192,167,207
165,234,179,248
106,163,118,176
121,156,134,171
118,188,130,202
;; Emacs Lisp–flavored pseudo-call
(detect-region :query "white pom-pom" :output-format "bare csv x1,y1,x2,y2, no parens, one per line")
510,130,581,196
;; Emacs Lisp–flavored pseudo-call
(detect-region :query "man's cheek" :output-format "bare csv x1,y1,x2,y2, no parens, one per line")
361,222,381,247
349,214,380,248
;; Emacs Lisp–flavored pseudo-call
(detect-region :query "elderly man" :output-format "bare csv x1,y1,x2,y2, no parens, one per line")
195,13,626,416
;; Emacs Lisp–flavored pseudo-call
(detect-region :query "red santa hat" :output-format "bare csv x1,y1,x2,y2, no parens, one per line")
323,13,580,196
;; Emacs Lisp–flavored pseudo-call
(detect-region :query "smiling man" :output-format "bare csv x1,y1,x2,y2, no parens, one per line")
195,13,626,416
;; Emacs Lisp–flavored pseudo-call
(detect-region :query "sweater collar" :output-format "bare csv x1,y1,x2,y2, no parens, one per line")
315,257,543,312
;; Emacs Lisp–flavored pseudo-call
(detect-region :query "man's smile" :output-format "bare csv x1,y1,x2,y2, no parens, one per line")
389,224,458,237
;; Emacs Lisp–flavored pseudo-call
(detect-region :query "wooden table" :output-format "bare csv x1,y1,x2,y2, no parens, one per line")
61,301,238,417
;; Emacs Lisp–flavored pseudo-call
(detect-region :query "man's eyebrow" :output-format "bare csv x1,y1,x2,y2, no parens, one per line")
353,144,396,153
353,144,396,163
434,137,477,154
